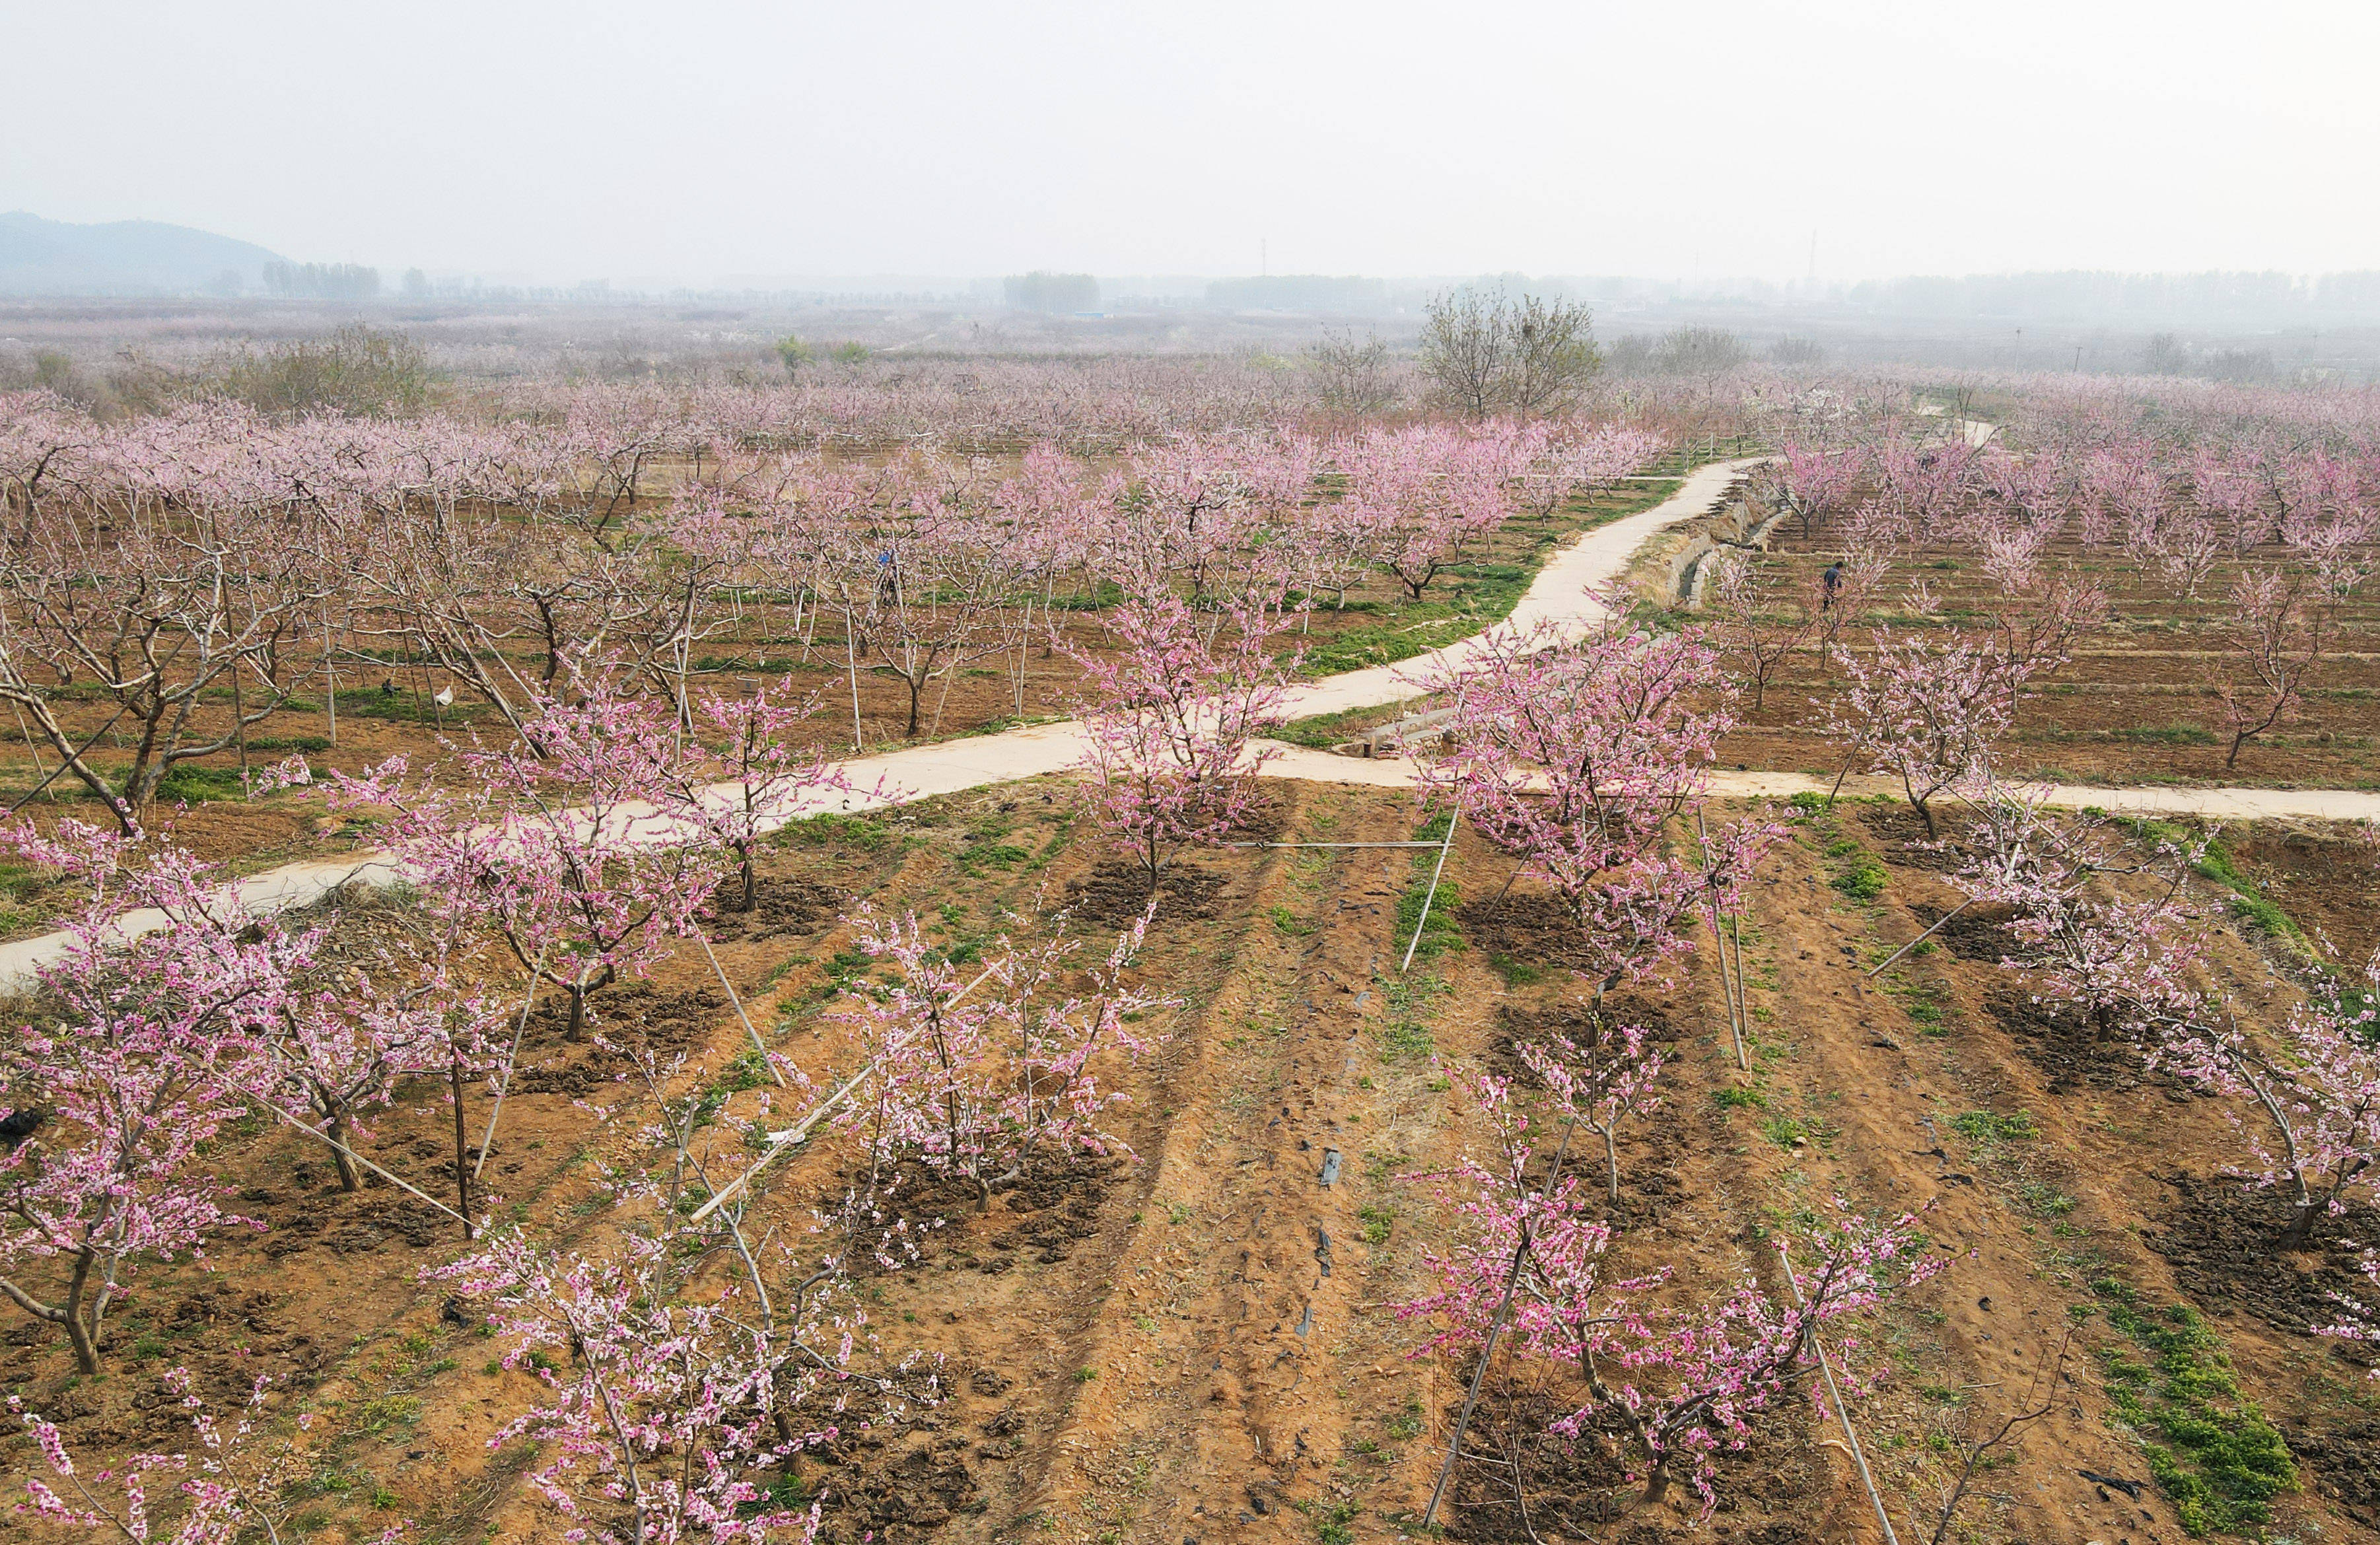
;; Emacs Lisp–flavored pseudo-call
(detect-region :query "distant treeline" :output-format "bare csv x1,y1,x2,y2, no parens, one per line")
1004,271,1100,313
262,261,381,301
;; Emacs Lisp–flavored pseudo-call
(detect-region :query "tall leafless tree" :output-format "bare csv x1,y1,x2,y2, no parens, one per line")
1304,327,1399,418
1418,289,1601,421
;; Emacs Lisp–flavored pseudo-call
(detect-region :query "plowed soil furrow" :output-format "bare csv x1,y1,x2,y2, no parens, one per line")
987,787,1428,1540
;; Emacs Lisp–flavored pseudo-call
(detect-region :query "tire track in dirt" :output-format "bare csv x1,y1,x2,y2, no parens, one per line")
975,785,1474,1544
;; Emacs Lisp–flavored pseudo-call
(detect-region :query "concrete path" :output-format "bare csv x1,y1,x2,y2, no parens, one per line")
1251,748,2380,821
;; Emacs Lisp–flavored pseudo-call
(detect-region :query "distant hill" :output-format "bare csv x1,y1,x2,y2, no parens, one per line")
0,211,285,296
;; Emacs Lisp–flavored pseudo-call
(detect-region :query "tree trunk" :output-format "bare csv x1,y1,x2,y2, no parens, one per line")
64,1311,100,1377
63,1251,100,1375
327,1107,361,1192
450,1060,474,1240
565,985,590,1043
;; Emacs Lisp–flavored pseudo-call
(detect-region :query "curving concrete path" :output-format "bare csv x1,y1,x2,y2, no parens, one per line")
1246,749,2380,822
5,452,2375,984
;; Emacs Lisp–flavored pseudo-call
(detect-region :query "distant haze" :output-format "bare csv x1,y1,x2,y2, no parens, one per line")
5,0,2378,287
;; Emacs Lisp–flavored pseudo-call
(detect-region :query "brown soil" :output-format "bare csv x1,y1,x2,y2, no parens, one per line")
2223,825,2380,967
6,777,2380,1544
1062,859,1229,926
1711,508,2380,791
2146,1178,2380,1354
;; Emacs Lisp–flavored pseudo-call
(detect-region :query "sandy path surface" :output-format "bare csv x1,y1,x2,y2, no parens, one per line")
7,448,2371,984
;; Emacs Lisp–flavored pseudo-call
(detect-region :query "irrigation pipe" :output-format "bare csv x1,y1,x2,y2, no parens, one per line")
1223,840,1446,850
473,945,549,1183
1401,697,1466,976
1866,897,1975,978
1781,1249,1902,1545
689,959,1000,1225
257,1099,472,1231
697,928,786,1085
1705,899,1749,1072
1400,809,1461,973
1695,811,1752,1073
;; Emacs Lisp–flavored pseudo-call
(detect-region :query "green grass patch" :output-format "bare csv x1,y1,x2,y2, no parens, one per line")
956,840,1028,877
151,763,249,804
2120,819,2306,949
2091,1279,2295,1535
1380,973,1447,1062
1272,701,1405,751
1761,1113,1837,1151
1298,1499,1361,1545
1950,1109,2039,1144
354,1395,423,1435
1268,903,1315,937
1833,856,1889,902
1487,949,1544,988
1712,1085,1768,1111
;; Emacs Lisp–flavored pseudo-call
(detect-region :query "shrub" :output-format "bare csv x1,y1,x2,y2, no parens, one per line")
215,325,436,417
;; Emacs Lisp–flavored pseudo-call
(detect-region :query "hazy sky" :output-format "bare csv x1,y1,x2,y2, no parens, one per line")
8,0,2379,285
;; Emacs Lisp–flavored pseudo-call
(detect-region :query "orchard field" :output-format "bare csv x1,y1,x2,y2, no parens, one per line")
1,331,2379,1545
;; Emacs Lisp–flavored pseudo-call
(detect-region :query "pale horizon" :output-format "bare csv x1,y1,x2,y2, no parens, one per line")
8,0,2377,289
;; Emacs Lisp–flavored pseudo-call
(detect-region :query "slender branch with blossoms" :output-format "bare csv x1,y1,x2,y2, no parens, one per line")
1335,424,1516,600
431,1231,849,1545
839,906,1172,1208
1067,590,1296,889
2219,566,2332,770
1767,441,1862,543
661,675,858,913
1980,561,2107,727
1561,1205,1942,1517
2316,1252,2380,1375
257,962,451,1195
1397,1067,1648,1367
0,821,298,1373
1829,629,2023,837
1403,1074,1936,1524
2171,967,2380,1249
1518,1026,1663,1208
1702,551,1812,713
13,1369,364,1545
1946,769,2213,1045
333,673,723,1043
